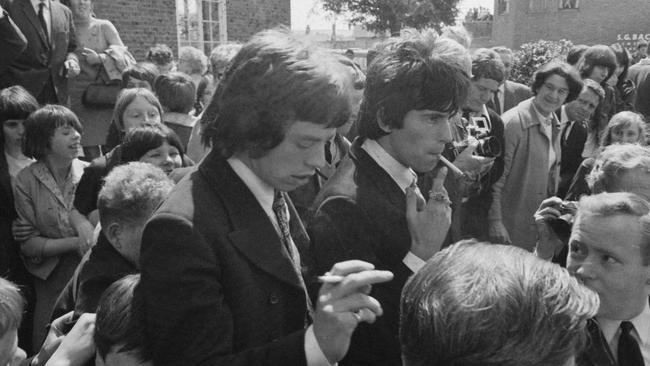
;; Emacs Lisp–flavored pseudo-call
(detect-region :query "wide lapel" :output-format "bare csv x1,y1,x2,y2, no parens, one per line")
19,0,49,49
504,81,515,111
31,162,67,207
353,139,407,211
199,151,304,290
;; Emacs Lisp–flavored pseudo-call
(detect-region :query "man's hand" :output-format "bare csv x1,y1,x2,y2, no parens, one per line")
407,167,452,261
45,313,96,366
63,58,80,78
489,220,511,244
534,196,566,259
313,260,393,364
453,139,495,177
81,48,100,65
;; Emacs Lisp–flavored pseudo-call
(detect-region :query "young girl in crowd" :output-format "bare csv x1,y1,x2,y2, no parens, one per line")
565,111,646,200
13,105,88,349
121,125,184,174
154,72,197,150
0,86,38,353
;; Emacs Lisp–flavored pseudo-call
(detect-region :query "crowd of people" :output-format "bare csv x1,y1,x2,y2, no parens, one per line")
2,1,650,365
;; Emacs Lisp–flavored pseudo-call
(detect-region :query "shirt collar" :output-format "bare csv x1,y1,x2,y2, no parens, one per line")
560,105,570,124
361,138,416,192
227,156,275,215
498,83,505,94
32,0,48,11
531,100,555,126
598,301,650,345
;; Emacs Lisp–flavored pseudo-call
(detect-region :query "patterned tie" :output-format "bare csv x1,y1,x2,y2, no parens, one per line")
38,0,48,41
272,191,313,318
619,321,645,366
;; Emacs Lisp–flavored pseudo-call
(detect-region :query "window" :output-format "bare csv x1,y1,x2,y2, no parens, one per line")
496,0,509,15
529,0,550,13
177,0,227,55
559,0,579,9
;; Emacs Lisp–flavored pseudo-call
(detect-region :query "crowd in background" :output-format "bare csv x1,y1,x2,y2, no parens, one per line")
2,0,650,365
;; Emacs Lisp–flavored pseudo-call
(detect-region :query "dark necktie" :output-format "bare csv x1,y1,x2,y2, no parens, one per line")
619,321,645,366
493,90,502,115
272,191,313,318
561,121,572,145
38,1,48,41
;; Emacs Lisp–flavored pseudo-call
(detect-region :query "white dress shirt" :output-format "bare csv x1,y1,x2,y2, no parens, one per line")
361,139,426,273
597,302,650,364
496,83,506,114
227,157,333,366
31,0,50,41
531,102,557,172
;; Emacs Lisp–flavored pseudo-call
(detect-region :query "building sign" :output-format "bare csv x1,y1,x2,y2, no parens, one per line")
617,33,650,50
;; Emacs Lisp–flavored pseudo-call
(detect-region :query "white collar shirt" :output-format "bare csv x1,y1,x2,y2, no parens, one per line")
497,83,506,114
598,302,650,364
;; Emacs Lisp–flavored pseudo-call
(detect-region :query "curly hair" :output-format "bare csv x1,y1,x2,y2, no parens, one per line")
531,61,583,103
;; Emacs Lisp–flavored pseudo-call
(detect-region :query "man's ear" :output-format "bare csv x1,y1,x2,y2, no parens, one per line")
377,107,392,134
104,222,122,249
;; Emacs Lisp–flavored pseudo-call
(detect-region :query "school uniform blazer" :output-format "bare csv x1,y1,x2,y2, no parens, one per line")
136,149,312,366
0,0,77,103
309,138,414,366
489,97,561,251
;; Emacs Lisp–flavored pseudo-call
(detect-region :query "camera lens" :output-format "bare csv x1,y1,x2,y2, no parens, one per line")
476,136,502,158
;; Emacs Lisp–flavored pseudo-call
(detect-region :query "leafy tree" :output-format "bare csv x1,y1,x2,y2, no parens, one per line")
320,0,461,35
510,39,574,85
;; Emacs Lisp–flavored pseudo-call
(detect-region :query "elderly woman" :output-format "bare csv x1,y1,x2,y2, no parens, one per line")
13,105,88,349
67,0,127,160
489,61,582,250
177,46,209,90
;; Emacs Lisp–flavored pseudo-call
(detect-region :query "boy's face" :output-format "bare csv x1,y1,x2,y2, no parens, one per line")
0,328,26,366
96,347,152,366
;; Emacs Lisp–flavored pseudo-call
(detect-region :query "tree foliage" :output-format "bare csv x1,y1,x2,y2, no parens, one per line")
320,0,461,35
510,39,574,85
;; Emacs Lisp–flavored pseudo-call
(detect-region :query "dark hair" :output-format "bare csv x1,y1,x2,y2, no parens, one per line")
567,44,589,66
121,62,160,89
201,27,352,158
145,44,174,67
23,105,82,160
471,48,505,84
0,86,39,147
357,35,470,139
194,74,214,116
637,40,648,49
95,274,149,362
154,72,196,114
121,124,184,164
578,45,617,84
531,61,583,103
610,43,631,88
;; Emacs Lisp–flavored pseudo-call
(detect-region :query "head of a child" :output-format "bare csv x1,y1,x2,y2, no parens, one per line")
95,274,150,366
120,125,184,174
153,72,196,114
0,278,26,366
602,111,647,147
98,162,174,268
113,88,163,135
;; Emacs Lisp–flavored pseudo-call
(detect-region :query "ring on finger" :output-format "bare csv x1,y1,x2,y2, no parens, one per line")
352,310,362,323
429,191,451,205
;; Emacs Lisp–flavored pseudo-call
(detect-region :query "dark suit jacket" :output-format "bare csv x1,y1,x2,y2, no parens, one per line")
309,138,413,366
557,108,588,198
503,80,532,113
0,8,27,74
136,149,312,366
0,0,76,103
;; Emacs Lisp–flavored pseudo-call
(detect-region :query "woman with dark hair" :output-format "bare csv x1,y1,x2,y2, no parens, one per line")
121,125,184,174
579,45,618,157
489,61,582,250
0,86,38,353
609,43,636,113
13,105,88,349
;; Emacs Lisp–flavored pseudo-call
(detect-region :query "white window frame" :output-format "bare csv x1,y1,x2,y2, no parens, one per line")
177,0,227,54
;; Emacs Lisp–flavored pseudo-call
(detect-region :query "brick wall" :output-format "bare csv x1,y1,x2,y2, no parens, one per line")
92,0,178,61
492,0,650,50
226,0,290,42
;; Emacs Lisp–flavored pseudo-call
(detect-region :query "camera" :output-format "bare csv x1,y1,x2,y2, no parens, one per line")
547,201,578,240
455,116,502,158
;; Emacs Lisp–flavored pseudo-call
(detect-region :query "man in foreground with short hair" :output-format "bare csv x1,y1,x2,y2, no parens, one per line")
400,240,599,366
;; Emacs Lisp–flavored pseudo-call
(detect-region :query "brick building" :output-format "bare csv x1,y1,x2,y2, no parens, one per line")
89,0,290,60
492,0,650,50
